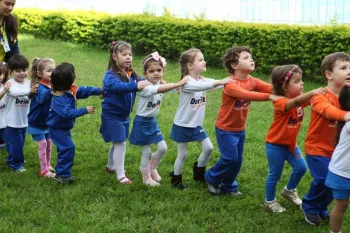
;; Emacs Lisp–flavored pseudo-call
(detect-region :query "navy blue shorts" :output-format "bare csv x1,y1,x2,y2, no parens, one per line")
170,124,208,142
129,115,164,145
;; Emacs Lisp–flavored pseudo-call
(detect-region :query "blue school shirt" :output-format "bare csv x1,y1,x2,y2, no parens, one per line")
47,85,102,130
101,69,139,119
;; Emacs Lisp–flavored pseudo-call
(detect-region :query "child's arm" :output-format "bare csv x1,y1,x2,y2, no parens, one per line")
253,78,272,93
311,94,350,121
76,86,103,99
34,85,53,104
104,73,148,93
181,77,232,93
7,82,38,97
52,95,92,119
285,87,326,111
156,77,188,94
224,82,271,101
0,82,11,100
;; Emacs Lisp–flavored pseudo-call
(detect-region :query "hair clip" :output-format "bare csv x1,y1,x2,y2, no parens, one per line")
143,51,167,68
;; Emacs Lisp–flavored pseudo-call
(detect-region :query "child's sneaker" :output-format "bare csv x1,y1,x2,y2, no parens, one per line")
281,187,302,206
15,167,26,173
207,182,220,195
303,211,322,226
53,175,73,184
265,200,286,213
118,176,132,185
221,190,242,197
105,167,115,173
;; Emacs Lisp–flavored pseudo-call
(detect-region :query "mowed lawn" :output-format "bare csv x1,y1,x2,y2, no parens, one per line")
0,34,345,233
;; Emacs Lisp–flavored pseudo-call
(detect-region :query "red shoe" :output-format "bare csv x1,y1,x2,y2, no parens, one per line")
105,167,115,173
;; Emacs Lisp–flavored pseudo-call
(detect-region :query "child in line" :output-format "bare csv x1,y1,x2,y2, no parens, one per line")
47,62,102,184
100,41,148,185
129,52,188,186
205,46,274,196
5,54,36,172
326,84,350,233
264,65,325,212
302,52,350,225
170,48,233,189
0,62,10,151
28,58,56,177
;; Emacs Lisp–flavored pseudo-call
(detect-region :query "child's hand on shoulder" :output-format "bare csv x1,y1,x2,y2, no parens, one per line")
4,81,11,91
31,83,39,94
344,112,350,121
222,77,235,85
137,80,149,90
311,87,327,96
178,77,189,87
86,106,96,114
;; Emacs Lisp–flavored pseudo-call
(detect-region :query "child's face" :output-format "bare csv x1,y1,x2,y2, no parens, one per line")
232,51,255,73
38,63,55,82
12,68,28,83
190,53,206,74
113,48,132,71
326,60,350,87
285,73,304,98
144,62,164,84
0,73,4,83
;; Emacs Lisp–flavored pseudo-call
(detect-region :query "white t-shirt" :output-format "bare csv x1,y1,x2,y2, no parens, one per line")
136,81,162,117
5,78,31,128
0,84,6,129
329,121,350,179
173,75,220,128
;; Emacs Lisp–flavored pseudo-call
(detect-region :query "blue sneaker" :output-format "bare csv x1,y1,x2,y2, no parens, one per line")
15,167,26,173
303,211,322,226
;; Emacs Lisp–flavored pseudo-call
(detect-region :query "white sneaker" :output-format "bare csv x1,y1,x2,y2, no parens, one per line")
264,200,286,213
281,187,302,206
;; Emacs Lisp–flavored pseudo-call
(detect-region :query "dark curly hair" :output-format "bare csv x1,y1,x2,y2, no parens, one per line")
222,46,251,74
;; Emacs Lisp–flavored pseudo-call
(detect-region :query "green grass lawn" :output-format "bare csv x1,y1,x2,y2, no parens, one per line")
0,34,345,233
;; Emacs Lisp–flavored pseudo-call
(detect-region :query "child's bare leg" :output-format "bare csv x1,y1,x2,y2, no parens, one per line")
330,199,349,233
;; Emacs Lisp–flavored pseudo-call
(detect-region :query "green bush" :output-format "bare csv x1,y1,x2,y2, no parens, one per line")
14,8,350,82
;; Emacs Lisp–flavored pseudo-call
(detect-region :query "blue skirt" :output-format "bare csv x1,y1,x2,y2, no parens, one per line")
326,170,350,190
170,124,208,142
129,115,164,145
100,116,129,142
27,126,50,141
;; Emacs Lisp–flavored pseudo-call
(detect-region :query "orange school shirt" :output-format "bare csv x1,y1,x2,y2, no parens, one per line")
265,98,307,154
304,89,347,158
215,75,271,132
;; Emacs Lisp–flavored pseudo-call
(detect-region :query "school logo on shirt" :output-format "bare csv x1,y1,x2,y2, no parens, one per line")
15,98,30,107
190,96,206,108
328,119,337,128
287,106,303,128
234,99,251,110
147,100,161,108
0,103,5,111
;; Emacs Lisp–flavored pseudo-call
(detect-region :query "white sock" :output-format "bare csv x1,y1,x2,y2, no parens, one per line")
152,140,167,161
197,138,213,167
140,145,152,169
174,142,188,175
106,144,115,170
112,141,126,179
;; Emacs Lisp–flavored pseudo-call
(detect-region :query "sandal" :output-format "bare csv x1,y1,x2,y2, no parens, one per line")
118,176,132,184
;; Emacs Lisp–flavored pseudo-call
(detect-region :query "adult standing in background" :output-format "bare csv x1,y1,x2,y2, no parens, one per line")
0,0,19,148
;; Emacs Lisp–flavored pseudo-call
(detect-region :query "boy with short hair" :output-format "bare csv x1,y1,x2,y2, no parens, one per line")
302,52,350,225
205,46,275,195
47,62,102,184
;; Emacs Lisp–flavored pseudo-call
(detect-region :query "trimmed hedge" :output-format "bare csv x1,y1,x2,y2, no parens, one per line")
14,8,350,81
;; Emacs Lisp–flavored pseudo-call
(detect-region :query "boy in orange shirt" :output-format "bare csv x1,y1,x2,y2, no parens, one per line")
302,52,350,225
205,46,275,195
